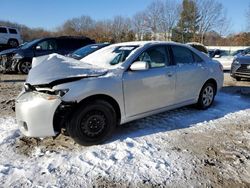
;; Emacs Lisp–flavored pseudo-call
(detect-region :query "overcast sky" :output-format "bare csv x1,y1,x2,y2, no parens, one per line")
1,0,249,33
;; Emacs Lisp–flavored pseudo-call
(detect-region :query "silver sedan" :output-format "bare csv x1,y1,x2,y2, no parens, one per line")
16,41,224,145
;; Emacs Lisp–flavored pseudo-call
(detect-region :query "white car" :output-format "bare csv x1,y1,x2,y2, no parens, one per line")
15,41,224,145
0,26,22,47
212,49,243,71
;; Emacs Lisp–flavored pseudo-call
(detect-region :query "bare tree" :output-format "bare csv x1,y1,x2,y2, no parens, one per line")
110,16,133,42
196,0,230,43
160,0,181,40
132,12,148,40
144,0,165,40
61,15,95,35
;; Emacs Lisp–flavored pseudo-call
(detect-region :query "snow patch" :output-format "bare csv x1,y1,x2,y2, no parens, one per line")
0,92,249,187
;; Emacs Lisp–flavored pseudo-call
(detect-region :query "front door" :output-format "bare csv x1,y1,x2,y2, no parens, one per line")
123,45,176,117
34,39,58,57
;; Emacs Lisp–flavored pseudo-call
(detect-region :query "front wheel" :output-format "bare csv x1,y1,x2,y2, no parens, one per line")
18,61,32,74
66,100,117,146
197,82,216,110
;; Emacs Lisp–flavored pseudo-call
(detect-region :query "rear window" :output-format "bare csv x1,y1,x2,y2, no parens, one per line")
0,27,7,33
8,28,18,34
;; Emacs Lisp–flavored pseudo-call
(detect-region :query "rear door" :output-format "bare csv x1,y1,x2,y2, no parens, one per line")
170,45,208,103
123,45,176,117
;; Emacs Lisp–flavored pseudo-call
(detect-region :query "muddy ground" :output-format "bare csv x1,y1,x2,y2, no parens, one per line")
0,72,250,187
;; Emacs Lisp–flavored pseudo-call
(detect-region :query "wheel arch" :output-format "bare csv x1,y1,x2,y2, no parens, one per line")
53,94,121,133
8,38,19,45
77,94,121,124
203,78,218,94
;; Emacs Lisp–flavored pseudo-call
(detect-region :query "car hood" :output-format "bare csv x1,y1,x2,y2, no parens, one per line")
237,55,250,64
0,48,18,56
26,53,108,86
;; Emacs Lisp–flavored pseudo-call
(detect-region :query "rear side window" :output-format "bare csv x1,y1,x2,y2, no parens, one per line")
0,27,7,33
8,28,18,34
171,45,194,64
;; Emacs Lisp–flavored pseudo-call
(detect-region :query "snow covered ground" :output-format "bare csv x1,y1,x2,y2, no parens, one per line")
0,92,250,187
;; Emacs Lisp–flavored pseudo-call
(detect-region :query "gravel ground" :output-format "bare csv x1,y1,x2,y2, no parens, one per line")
0,72,249,187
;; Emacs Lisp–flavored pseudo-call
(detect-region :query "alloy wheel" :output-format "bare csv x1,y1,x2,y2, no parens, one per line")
202,86,214,107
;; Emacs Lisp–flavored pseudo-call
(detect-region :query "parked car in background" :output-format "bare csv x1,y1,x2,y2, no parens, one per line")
0,36,95,74
0,26,22,48
68,43,110,60
231,49,250,81
212,49,244,71
186,42,209,56
15,41,223,146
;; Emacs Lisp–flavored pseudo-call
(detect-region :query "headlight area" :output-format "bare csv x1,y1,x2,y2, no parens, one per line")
23,83,69,99
13,53,24,60
21,85,75,133
53,101,77,133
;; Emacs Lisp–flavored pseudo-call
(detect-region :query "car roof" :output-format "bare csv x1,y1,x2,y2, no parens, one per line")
110,41,187,48
0,26,18,30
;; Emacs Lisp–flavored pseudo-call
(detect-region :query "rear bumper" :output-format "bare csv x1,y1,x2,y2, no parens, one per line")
15,91,61,137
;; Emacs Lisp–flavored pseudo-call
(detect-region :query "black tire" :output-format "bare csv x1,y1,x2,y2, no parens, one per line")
8,39,19,48
18,61,32,74
197,82,216,110
236,77,241,81
67,100,117,146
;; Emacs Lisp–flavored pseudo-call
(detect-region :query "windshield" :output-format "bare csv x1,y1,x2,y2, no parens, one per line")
73,44,106,58
20,39,40,49
80,45,138,68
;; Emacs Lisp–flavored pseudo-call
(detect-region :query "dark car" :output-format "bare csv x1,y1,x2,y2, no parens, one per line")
231,50,250,81
0,36,95,74
69,43,110,60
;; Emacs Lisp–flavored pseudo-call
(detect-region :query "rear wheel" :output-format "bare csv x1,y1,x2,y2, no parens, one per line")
18,61,31,74
67,100,117,146
197,82,216,109
8,39,19,48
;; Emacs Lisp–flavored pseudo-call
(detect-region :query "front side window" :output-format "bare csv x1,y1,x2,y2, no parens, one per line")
36,40,57,50
137,46,169,68
8,29,17,34
172,45,194,64
0,27,7,33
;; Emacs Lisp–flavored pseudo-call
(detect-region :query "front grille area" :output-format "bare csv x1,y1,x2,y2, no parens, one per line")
235,64,250,74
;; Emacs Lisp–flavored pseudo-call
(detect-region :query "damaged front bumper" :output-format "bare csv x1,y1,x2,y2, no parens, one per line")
15,91,62,137
0,55,15,72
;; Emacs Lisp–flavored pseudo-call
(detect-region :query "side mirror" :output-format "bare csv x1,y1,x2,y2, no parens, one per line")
214,54,220,58
36,45,41,50
130,61,149,71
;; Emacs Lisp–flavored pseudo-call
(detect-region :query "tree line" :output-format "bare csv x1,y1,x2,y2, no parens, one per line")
1,0,249,46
